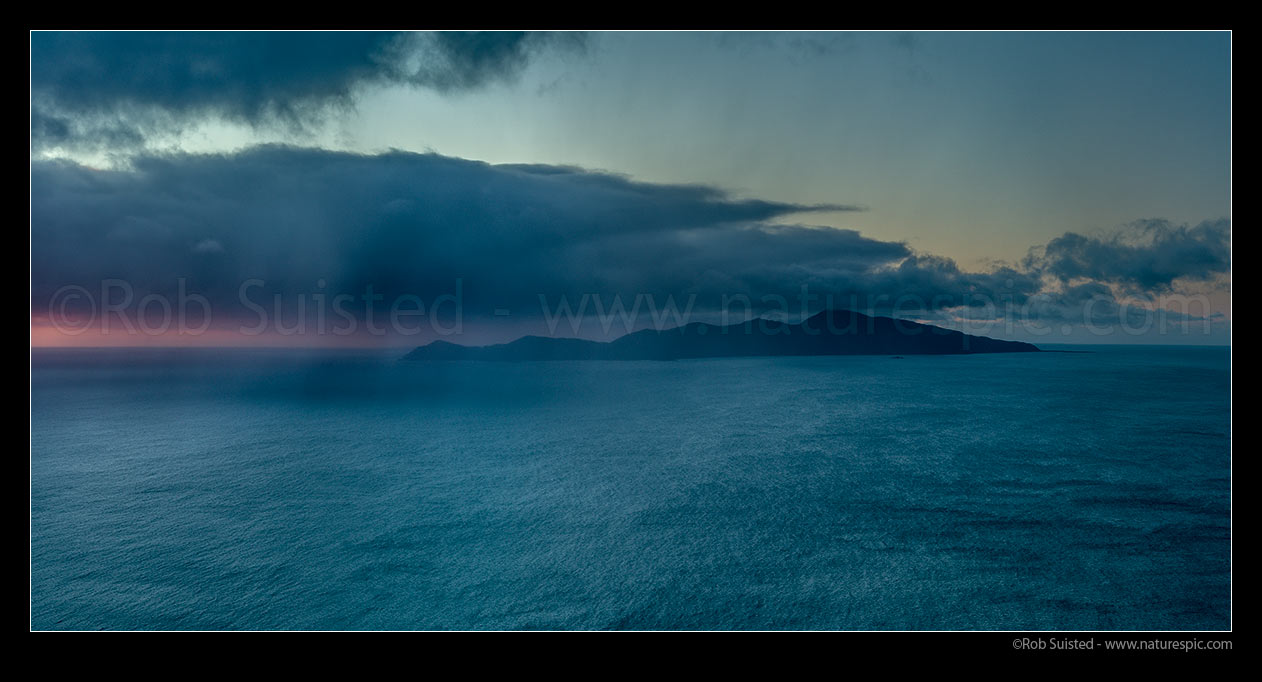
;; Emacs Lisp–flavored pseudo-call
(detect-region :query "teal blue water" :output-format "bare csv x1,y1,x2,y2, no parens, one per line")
30,346,1231,630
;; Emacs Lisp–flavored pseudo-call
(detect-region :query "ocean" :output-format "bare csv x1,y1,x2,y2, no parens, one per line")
30,345,1231,630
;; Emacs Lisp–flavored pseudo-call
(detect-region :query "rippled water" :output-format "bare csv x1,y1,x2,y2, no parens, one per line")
30,345,1231,630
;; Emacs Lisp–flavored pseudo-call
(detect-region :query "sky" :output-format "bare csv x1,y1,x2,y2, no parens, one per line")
29,31,1231,347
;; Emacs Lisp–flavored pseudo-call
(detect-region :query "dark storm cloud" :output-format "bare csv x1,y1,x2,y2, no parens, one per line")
30,146,872,323
862,255,1043,309
387,32,588,93
1025,218,1231,293
30,147,1228,333
30,31,586,151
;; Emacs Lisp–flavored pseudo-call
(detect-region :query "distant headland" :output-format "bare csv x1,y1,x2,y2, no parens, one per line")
403,310,1039,361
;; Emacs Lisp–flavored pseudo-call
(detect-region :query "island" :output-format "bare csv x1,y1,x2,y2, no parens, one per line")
403,310,1039,361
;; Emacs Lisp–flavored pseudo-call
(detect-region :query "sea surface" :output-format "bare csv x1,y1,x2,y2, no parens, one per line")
30,345,1231,630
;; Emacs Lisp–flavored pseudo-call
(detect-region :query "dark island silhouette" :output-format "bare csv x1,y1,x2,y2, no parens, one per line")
403,310,1039,361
